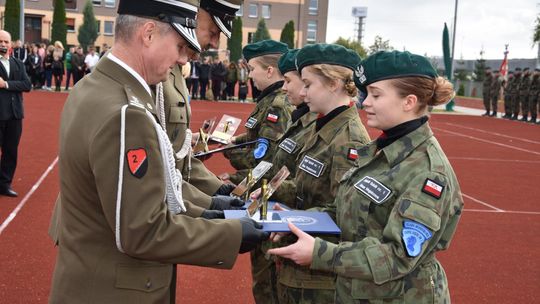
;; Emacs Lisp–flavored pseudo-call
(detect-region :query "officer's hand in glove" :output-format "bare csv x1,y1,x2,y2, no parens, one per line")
210,195,245,211
239,217,270,253
200,209,225,219
214,183,237,196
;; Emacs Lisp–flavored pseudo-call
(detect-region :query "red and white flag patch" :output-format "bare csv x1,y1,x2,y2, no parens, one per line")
422,179,444,199
266,113,279,123
127,148,148,178
348,148,358,160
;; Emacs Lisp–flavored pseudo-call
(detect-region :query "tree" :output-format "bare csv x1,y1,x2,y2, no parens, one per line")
227,17,243,62
333,37,367,58
4,0,20,40
252,18,271,43
533,15,540,67
473,50,487,81
280,20,295,48
367,35,394,55
78,0,98,51
51,0,67,48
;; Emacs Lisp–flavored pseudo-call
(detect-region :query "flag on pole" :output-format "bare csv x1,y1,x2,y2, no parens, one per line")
499,45,509,78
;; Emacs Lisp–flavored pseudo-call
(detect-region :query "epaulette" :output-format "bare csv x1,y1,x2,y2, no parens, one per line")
124,85,146,110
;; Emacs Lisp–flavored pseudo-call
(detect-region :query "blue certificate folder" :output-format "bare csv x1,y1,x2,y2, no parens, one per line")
224,209,341,235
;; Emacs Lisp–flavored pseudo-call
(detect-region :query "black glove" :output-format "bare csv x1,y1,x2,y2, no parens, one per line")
200,209,225,219
239,217,270,253
214,183,236,196
210,195,245,211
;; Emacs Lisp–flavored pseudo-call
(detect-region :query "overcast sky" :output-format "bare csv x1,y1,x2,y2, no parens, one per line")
326,0,539,60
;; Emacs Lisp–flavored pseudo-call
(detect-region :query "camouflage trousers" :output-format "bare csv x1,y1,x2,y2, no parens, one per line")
277,283,336,304
251,243,279,304
513,95,529,116
503,94,512,116
482,93,491,112
490,95,498,113
529,95,539,119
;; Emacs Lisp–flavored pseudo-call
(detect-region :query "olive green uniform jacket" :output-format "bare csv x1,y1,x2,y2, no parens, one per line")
311,123,463,303
49,56,241,304
278,105,370,294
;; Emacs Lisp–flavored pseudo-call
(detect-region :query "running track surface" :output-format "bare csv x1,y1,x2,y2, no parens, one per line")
0,92,538,303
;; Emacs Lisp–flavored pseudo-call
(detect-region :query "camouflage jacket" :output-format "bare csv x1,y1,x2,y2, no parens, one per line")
509,74,521,95
311,122,463,303
278,105,371,290
224,81,294,183
483,74,492,98
529,75,540,99
519,75,531,96
503,77,513,96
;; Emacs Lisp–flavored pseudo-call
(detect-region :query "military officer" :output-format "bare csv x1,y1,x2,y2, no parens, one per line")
275,44,370,304
510,67,522,120
482,67,492,116
489,70,502,117
269,50,464,303
502,71,514,119
518,67,532,121
221,40,294,184
49,1,268,303
528,68,540,123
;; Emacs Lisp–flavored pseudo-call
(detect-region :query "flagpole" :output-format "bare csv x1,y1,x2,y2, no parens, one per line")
19,0,24,43
450,0,458,80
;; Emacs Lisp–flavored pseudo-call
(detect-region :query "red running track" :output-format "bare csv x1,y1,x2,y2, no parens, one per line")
0,94,538,303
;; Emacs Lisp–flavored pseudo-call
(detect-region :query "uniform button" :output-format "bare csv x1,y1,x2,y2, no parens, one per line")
145,279,152,289
217,261,224,265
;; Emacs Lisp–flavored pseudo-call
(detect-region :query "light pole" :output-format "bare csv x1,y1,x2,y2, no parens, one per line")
450,0,458,80
19,0,24,43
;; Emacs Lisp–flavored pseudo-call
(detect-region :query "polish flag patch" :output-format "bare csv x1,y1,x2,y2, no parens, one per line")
266,113,279,123
127,148,148,178
422,179,444,199
348,148,359,160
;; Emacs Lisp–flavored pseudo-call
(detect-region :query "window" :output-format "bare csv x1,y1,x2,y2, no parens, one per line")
104,0,115,7
65,0,77,10
262,5,271,19
248,4,258,18
308,0,318,15
104,21,114,35
66,18,75,32
306,20,317,43
236,4,243,16
92,0,102,5
96,20,101,34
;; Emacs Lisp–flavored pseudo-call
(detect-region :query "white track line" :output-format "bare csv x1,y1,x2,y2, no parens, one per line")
0,156,58,236
442,122,540,145
433,127,540,156
448,157,540,164
462,193,504,212
464,209,540,215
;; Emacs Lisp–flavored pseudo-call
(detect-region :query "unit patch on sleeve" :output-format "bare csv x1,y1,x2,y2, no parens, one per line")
245,117,258,129
127,148,148,178
422,178,444,199
347,148,358,160
279,138,297,154
298,155,325,178
266,113,279,123
402,220,433,257
354,176,392,205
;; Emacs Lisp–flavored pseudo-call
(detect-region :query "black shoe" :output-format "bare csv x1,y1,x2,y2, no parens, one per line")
519,116,528,122
490,112,497,117
502,114,511,119
481,111,490,117
510,115,518,120
0,187,18,197
530,117,537,124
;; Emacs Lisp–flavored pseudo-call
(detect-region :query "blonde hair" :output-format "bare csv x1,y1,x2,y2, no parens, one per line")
304,64,358,97
390,76,455,113
54,40,64,50
252,54,282,76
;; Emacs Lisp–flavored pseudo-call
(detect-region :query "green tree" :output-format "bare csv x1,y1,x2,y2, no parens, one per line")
280,20,295,48
77,0,99,51
253,18,271,43
533,15,540,66
51,0,67,48
227,17,243,62
367,35,394,55
333,37,367,58
473,50,487,81
4,0,20,40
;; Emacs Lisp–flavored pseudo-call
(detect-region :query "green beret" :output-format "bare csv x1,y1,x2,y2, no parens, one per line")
278,49,299,74
354,50,438,92
243,40,289,62
295,43,361,72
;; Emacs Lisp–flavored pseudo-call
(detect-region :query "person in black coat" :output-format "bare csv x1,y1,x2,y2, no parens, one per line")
0,30,32,197
209,57,227,101
199,57,211,100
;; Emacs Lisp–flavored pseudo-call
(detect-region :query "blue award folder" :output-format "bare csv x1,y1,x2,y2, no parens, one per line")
224,209,341,235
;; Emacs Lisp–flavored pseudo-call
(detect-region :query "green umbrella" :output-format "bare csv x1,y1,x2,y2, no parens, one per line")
443,23,455,111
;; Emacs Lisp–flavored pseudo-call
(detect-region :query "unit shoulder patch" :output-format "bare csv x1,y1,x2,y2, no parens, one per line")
127,148,148,178
402,220,433,257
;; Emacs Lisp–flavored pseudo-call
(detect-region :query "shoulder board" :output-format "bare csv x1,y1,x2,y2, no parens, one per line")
124,85,146,110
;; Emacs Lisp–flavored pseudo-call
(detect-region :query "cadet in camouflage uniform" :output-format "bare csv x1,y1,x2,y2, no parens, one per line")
518,67,532,121
502,71,514,119
489,70,502,117
276,44,370,304
269,50,464,304
528,68,540,123
222,40,294,184
482,67,493,116
510,67,522,120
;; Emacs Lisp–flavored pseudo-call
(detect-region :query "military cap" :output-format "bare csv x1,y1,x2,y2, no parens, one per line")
515,67,522,71
494,70,500,73
295,43,361,73
278,49,300,74
201,0,242,39
243,40,289,62
118,0,201,52
354,50,438,93
508,71,514,75
535,68,540,72
523,67,530,72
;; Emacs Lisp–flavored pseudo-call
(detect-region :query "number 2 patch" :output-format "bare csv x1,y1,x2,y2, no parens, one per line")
127,148,148,178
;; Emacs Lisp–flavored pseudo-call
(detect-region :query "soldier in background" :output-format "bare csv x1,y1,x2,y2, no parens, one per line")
527,68,540,124
502,71,514,119
518,67,532,122
510,67,522,120
489,70,502,117
482,67,492,116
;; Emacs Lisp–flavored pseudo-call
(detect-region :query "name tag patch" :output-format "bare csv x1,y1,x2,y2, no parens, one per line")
402,220,432,257
245,117,257,129
354,176,392,204
279,138,297,154
422,178,444,199
299,155,325,178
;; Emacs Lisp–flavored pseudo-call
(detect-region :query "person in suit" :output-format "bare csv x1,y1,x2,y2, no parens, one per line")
0,30,31,197
49,1,268,302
